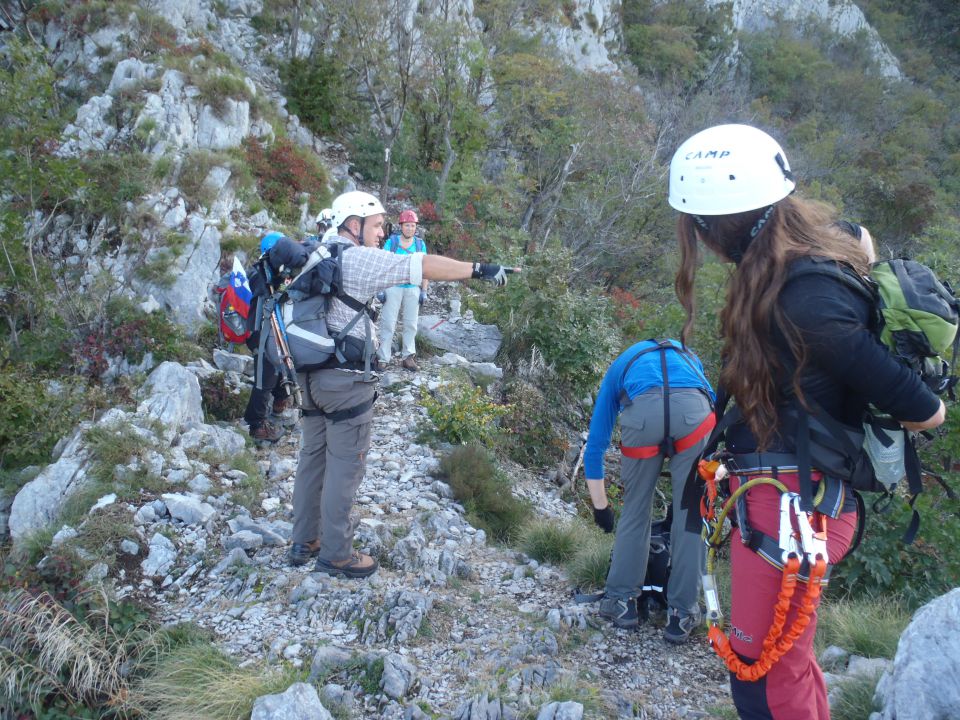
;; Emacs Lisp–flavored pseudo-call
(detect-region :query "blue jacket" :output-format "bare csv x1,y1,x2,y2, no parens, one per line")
384,234,427,288
584,339,715,479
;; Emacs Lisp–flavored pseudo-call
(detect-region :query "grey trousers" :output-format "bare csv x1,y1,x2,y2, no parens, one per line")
291,369,377,563
605,388,712,615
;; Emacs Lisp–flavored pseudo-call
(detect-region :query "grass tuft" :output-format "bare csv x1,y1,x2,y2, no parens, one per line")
829,671,883,720
816,595,910,659
565,530,614,591
518,518,589,565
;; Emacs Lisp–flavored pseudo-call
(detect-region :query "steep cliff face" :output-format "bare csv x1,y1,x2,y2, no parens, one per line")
709,0,901,77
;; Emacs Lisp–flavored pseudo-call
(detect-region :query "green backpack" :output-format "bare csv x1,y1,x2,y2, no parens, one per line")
868,259,960,395
787,257,959,543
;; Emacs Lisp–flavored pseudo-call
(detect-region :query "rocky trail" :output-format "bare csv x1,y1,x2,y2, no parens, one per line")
143,350,732,719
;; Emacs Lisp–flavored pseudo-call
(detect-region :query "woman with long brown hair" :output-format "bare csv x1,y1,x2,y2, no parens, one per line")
669,124,945,719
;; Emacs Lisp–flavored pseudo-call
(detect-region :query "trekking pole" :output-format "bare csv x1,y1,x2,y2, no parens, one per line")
266,297,303,409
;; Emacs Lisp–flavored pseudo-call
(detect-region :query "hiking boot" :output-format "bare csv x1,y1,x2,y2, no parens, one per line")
250,421,284,443
663,607,701,644
314,551,379,579
272,397,291,415
401,355,419,371
287,540,321,566
599,597,640,629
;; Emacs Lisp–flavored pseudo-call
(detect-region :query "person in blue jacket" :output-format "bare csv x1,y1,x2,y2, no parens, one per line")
585,338,716,642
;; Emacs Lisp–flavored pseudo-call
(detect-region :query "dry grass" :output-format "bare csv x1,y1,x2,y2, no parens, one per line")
0,588,158,712
126,642,303,720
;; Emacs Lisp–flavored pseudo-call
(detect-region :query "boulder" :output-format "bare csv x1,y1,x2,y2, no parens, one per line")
417,315,502,362
251,682,333,720
137,362,204,441
9,429,89,541
876,587,960,719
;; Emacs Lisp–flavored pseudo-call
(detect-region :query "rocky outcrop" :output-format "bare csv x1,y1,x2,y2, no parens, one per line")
875,587,960,719
711,0,902,78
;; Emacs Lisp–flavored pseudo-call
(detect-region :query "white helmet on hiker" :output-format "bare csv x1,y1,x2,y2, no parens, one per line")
331,191,385,229
316,207,333,226
668,124,796,216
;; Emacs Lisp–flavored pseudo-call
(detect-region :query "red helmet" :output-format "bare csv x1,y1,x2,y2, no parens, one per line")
398,209,419,224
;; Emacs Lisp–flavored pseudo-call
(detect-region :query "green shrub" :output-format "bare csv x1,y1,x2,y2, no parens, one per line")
421,383,508,447
815,596,909,660
200,372,248,422
438,445,532,544
0,367,87,471
196,71,253,118
496,379,568,469
280,55,345,136
829,486,960,606
74,297,198,378
519,518,586,565
485,248,621,395
77,153,154,220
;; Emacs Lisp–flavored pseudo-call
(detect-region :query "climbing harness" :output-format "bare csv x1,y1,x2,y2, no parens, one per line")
618,339,715,459
698,458,829,682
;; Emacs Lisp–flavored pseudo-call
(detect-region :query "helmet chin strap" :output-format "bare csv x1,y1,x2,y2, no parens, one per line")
694,205,775,265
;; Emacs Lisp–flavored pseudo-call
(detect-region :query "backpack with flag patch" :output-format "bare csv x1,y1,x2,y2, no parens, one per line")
214,257,253,344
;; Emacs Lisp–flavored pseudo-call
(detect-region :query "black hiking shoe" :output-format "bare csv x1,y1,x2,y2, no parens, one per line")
599,597,640,629
250,422,284,444
663,607,701,644
287,541,321,566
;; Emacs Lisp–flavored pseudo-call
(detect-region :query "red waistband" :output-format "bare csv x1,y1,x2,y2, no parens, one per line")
621,412,717,459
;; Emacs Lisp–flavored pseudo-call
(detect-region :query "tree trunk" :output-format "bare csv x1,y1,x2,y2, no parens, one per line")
381,142,394,205
289,0,302,59
437,116,456,207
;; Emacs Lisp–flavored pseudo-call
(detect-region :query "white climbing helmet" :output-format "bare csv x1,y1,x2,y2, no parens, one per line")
668,124,796,216
331,191,385,229
315,207,333,225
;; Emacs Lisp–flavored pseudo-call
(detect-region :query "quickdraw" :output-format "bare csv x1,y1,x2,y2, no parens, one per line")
698,458,829,682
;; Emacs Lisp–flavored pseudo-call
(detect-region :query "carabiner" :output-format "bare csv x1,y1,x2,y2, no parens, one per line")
778,492,800,564
793,495,829,566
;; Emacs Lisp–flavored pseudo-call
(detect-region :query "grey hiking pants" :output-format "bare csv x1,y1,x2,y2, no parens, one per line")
291,368,377,563
605,388,712,615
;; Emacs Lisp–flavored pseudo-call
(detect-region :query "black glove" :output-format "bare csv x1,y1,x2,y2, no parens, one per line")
471,262,512,286
376,291,387,303
593,506,615,533
419,290,427,306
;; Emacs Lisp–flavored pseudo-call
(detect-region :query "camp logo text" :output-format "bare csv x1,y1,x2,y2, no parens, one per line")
685,150,731,160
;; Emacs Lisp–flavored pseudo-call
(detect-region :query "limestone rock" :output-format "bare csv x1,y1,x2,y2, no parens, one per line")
251,682,333,720
876,587,960,719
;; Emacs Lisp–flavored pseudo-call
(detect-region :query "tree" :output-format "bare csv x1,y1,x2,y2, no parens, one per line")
326,0,423,202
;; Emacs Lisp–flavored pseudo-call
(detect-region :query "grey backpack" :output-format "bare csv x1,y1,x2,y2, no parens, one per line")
280,243,375,374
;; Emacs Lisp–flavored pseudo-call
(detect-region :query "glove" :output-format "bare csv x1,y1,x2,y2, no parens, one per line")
593,506,615,534
376,291,387,303
419,290,427,306
471,262,513,286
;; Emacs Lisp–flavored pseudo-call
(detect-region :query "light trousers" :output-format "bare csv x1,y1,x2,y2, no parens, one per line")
377,286,421,361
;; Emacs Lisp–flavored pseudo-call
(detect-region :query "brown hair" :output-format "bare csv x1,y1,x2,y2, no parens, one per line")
674,196,870,448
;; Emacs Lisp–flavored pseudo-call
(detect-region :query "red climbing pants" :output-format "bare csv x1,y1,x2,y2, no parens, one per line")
728,473,858,720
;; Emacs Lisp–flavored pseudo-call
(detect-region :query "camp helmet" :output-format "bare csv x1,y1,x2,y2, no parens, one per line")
330,191,386,229
668,124,796,216
260,231,285,253
398,209,418,224
315,208,333,225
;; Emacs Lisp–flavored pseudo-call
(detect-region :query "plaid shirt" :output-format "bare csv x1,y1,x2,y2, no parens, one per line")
327,236,424,344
